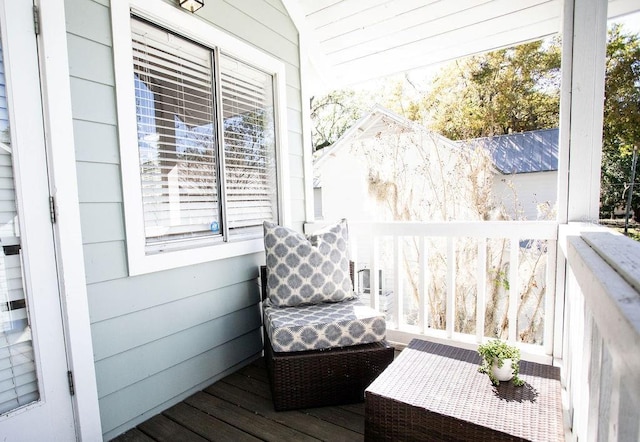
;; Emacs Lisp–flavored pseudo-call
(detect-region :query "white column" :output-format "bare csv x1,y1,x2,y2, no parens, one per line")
558,0,608,222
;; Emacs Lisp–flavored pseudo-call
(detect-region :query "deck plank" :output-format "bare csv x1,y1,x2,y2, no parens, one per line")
110,428,156,442
137,415,208,442
185,391,321,442
221,371,272,399
163,402,261,442
206,379,363,441
109,358,368,441
237,362,270,383
303,406,366,434
337,402,366,416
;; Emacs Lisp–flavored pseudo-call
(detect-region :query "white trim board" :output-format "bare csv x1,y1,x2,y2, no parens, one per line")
36,0,103,439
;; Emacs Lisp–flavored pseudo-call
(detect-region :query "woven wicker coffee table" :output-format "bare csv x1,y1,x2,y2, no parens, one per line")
365,339,564,441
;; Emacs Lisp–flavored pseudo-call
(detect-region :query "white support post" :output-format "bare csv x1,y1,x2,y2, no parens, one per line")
563,0,608,222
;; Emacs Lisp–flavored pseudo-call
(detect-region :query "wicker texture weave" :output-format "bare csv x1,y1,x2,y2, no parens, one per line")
265,334,394,411
365,339,563,441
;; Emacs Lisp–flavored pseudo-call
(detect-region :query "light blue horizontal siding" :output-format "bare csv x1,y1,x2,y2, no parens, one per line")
65,0,112,45
79,203,124,244
73,120,120,164
65,0,303,438
69,78,117,124
101,330,262,441
87,253,262,323
224,0,298,45
83,242,128,284
202,1,299,64
95,302,261,397
76,162,122,203
67,34,114,85
91,281,260,361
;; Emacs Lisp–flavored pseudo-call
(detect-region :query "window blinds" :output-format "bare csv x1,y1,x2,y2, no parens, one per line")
132,19,220,246
220,54,277,238
131,17,278,251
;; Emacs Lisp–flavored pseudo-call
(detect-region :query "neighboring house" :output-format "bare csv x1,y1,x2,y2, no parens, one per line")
461,129,560,220
314,106,492,223
0,1,634,441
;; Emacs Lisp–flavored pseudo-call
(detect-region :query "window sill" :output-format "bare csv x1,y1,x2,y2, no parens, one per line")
127,237,265,276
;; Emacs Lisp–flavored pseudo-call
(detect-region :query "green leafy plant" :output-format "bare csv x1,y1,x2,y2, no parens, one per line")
477,339,524,386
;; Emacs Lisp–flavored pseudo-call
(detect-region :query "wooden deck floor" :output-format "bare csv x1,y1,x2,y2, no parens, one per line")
111,359,366,441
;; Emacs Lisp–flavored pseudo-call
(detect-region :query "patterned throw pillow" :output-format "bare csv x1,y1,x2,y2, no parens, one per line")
263,219,355,307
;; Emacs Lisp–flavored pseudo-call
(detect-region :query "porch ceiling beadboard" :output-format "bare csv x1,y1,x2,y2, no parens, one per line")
283,0,639,90
65,0,303,439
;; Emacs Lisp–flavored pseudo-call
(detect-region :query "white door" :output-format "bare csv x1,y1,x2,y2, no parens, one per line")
0,0,76,440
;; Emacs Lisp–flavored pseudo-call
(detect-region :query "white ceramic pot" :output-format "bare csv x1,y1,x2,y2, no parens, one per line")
491,358,514,382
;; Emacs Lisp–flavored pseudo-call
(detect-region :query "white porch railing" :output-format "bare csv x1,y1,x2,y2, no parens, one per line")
560,224,640,441
307,221,559,363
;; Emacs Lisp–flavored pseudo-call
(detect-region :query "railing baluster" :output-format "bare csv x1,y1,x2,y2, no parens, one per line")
419,236,428,334
508,237,519,342
476,237,487,343
544,239,557,355
393,235,402,328
370,236,380,312
446,237,455,339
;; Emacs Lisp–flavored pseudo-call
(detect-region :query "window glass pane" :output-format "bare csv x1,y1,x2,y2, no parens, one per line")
220,54,278,239
131,18,220,248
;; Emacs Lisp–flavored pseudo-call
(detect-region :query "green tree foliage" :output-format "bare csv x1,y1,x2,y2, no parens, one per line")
424,39,561,140
310,90,368,151
601,25,640,218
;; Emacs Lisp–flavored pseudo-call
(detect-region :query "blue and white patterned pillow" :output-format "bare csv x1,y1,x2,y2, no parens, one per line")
263,219,355,307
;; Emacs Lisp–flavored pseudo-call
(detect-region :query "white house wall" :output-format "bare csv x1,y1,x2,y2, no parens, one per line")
319,151,388,223
64,0,303,439
492,171,559,220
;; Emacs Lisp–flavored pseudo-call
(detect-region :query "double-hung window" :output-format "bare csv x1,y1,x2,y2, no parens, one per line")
114,4,286,275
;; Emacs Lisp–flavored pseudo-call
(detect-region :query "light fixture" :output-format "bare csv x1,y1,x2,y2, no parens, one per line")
179,0,204,13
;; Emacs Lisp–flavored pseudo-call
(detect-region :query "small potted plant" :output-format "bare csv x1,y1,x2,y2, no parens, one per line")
477,339,524,386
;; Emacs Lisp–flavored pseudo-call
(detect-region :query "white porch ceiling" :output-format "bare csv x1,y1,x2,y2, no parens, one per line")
282,0,639,91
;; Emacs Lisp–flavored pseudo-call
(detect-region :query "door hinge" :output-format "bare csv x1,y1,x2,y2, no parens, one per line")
67,371,75,396
49,196,56,224
33,6,40,35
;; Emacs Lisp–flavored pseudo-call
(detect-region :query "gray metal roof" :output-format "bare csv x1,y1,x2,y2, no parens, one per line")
463,128,559,174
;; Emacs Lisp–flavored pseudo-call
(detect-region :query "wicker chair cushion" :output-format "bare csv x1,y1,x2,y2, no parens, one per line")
263,219,355,307
263,298,386,352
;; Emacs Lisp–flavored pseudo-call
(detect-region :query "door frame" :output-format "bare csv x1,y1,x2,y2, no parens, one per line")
36,0,102,439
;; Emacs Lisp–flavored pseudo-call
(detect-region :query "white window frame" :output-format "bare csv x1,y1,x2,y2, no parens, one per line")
112,0,290,275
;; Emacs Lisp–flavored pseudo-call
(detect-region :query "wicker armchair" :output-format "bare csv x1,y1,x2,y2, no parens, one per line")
259,265,394,411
